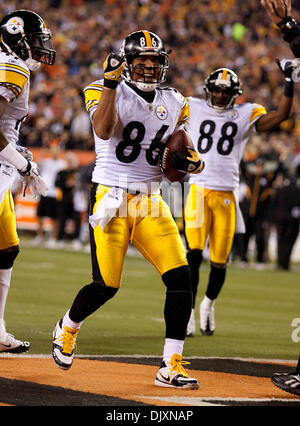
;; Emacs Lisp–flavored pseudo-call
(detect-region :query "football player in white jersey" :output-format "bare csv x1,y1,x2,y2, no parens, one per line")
52,30,203,389
0,10,55,353
184,65,295,337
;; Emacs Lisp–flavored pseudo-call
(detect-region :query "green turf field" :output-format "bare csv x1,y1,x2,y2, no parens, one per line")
5,237,300,361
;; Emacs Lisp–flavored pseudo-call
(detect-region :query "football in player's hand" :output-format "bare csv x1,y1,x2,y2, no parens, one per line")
160,129,193,182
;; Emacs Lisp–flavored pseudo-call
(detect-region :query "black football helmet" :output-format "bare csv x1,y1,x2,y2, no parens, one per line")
204,68,242,111
119,30,168,92
0,9,55,70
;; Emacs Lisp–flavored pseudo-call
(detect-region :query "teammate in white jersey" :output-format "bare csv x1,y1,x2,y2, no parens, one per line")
184,65,295,337
52,30,203,389
0,10,55,352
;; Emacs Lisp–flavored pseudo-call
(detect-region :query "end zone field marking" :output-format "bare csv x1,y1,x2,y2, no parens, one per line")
0,354,297,365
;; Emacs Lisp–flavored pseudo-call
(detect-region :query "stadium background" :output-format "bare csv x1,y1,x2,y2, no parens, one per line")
2,0,300,262
1,0,300,407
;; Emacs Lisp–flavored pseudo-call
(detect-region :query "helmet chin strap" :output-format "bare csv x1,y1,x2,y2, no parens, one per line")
124,61,166,92
25,58,41,71
134,81,158,92
206,97,226,112
207,93,237,112
22,30,41,71
0,40,15,56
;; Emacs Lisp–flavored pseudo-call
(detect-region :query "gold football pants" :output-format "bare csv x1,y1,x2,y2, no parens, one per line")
90,184,188,288
184,185,236,264
0,190,19,250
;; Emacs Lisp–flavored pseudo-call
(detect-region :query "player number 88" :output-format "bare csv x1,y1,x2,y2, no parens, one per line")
197,120,238,156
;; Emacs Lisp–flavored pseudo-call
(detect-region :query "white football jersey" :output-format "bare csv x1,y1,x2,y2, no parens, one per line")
0,51,30,147
0,51,30,203
186,98,266,191
84,80,189,193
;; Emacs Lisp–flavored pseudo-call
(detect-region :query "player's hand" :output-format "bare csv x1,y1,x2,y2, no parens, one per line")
276,58,299,78
18,161,48,198
170,147,205,174
261,0,291,24
15,145,33,162
103,53,126,89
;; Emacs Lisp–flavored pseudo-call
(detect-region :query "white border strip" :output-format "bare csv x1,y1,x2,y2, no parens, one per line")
140,395,300,406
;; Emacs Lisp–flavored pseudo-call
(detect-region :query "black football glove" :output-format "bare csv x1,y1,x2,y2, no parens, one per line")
103,53,126,89
169,146,205,174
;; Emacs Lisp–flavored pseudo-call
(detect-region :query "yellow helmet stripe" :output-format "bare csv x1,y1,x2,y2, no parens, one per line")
142,30,152,47
222,69,228,80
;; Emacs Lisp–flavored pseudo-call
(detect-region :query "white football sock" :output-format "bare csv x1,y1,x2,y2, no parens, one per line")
0,319,6,339
0,268,12,321
62,310,82,330
163,338,184,363
201,295,215,309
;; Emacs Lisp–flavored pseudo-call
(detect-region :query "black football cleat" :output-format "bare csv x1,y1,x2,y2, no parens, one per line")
271,372,300,396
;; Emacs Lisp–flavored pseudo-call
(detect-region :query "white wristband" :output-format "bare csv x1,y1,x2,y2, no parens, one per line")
0,143,28,171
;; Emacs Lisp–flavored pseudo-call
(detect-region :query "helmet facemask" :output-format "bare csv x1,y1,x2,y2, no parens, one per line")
2,27,55,70
23,29,55,67
126,51,168,91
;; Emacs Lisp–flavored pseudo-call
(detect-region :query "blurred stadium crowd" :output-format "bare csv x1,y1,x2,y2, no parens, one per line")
1,0,300,153
2,0,300,268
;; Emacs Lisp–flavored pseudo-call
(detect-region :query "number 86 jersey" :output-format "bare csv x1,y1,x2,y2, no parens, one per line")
185,97,266,191
83,80,189,193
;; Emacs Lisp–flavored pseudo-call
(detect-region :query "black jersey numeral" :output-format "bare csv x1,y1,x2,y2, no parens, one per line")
116,121,144,164
197,120,238,156
116,122,169,165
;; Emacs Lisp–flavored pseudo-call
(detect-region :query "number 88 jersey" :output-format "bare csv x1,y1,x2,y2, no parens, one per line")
83,80,189,193
185,97,266,191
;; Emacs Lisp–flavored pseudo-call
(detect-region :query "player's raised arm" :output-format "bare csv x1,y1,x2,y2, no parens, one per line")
261,0,291,24
261,0,300,57
255,59,295,132
92,53,125,140
262,0,300,399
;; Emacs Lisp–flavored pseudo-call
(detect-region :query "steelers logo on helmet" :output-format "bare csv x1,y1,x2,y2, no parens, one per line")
204,68,242,112
120,30,169,92
5,17,24,34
